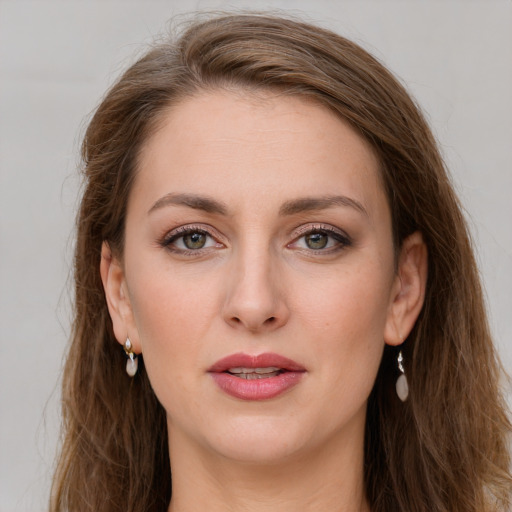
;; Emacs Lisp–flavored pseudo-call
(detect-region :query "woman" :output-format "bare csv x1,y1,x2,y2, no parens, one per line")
50,13,511,512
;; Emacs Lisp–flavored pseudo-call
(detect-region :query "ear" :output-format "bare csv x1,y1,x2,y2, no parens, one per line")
100,242,141,353
384,231,428,346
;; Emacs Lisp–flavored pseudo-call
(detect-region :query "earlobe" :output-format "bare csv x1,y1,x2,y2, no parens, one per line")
100,242,141,352
384,231,428,346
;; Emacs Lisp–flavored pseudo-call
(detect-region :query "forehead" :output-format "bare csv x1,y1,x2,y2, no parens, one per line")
134,89,385,215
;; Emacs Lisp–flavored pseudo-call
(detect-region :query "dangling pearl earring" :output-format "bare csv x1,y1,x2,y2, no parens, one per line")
123,338,138,377
395,351,409,402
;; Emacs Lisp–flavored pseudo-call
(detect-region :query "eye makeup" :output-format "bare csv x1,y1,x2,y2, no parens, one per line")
159,224,224,256
157,220,352,259
288,223,352,255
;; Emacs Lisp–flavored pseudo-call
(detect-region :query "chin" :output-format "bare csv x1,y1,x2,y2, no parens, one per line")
201,412,328,465
211,433,308,465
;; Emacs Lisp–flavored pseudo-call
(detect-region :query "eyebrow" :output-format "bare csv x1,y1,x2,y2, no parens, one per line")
148,192,368,218
279,195,368,218
148,193,229,215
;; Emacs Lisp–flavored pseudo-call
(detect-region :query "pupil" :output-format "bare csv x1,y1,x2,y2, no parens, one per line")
306,232,328,249
184,232,206,249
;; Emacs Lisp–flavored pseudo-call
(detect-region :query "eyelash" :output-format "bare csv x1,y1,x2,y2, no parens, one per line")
160,223,352,256
288,224,352,254
160,225,222,255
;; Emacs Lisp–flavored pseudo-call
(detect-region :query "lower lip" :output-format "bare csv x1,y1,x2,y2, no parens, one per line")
210,371,304,401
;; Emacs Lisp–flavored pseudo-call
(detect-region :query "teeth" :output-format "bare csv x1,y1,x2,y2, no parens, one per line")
228,367,281,374
227,367,283,378
234,372,281,379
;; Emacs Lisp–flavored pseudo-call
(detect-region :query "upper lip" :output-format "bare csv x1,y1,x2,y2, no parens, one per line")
208,352,306,373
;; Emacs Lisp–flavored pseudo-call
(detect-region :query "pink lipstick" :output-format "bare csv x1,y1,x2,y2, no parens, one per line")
208,353,306,400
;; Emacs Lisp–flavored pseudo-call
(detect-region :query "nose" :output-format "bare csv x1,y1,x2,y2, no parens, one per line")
222,247,290,333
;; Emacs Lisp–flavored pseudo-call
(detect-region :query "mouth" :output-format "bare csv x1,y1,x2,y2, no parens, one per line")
225,366,284,379
208,353,306,400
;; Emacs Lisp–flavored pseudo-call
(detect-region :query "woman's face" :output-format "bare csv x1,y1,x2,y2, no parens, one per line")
105,90,418,464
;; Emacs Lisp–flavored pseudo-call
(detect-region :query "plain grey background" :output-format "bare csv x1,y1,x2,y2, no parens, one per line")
1,1,511,511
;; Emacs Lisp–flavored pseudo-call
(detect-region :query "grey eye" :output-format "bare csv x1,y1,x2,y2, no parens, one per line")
183,232,208,249
305,232,329,249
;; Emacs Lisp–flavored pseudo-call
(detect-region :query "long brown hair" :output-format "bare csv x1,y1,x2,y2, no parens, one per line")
51,13,511,512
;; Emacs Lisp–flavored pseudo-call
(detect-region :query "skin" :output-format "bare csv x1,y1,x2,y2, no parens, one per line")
101,90,427,512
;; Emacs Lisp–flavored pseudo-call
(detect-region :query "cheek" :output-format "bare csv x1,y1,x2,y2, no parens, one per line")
125,267,216,403
128,258,217,341
296,255,393,335
296,260,393,387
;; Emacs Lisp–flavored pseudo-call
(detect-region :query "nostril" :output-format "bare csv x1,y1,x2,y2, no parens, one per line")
226,313,284,331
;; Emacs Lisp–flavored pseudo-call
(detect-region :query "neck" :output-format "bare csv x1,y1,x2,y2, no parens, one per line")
167,422,370,512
